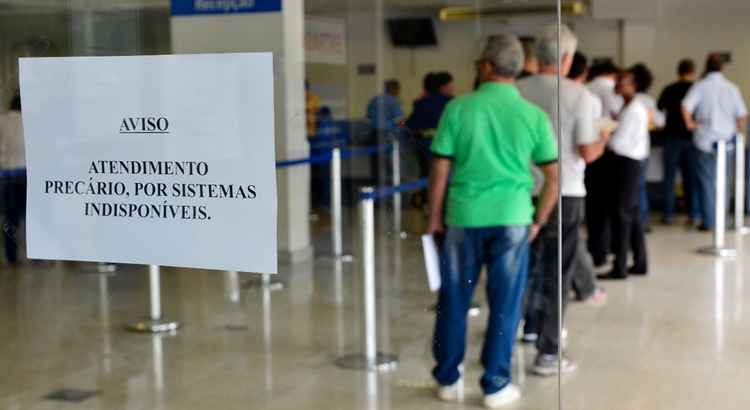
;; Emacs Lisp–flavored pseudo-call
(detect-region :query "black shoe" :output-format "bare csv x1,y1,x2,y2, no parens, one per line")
662,217,674,226
698,224,712,232
628,266,647,275
597,271,628,280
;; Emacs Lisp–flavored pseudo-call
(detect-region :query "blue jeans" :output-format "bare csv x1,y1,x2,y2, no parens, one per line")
433,225,529,395
694,146,734,228
662,138,699,220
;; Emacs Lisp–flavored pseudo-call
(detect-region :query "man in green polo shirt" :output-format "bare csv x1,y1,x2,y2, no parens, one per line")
428,33,559,408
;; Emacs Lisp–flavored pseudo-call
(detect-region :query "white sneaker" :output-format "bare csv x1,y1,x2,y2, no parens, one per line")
483,384,521,408
435,379,462,402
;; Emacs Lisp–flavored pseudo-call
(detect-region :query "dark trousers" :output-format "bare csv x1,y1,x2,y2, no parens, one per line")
585,156,611,266
610,154,648,275
571,237,597,300
1,175,26,264
537,197,583,355
523,230,545,336
433,225,529,394
662,138,698,220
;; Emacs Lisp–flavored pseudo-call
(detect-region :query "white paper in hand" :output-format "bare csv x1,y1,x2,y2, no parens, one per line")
421,234,441,292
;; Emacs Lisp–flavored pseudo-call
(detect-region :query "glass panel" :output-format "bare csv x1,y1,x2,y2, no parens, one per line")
0,1,564,409
564,1,750,409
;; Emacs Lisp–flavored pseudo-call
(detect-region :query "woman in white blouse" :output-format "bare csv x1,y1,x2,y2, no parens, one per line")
598,66,652,280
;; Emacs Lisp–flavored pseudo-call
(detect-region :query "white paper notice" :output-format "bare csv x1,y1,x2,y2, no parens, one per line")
20,53,277,274
421,234,441,292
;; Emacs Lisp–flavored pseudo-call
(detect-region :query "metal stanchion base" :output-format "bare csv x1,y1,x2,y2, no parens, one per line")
736,227,750,235
337,254,355,263
127,319,181,334
697,246,737,257
399,232,408,240
427,303,481,317
242,278,285,291
334,353,398,372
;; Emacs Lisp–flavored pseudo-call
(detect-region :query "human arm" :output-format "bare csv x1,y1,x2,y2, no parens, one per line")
531,162,559,241
427,157,451,236
577,92,606,163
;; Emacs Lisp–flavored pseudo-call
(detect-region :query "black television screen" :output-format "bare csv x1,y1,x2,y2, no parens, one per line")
387,18,437,48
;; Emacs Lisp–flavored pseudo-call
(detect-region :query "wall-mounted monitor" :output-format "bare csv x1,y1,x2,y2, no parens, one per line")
387,18,437,48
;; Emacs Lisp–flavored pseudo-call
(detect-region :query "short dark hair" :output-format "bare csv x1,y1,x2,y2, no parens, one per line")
385,79,400,94
628,63,653,93
519,36,536,59
433,71,453,90
588,60,619,81
423,72,438,94
9,92,20,111
567,51,588,80
705,53,724,74
677,59,695,76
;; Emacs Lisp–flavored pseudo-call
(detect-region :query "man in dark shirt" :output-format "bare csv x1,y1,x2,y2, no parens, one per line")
405,72,454,180
659,59,698,225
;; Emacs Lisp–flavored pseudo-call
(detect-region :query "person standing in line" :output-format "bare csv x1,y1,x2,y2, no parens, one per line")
598,66,652,280
428,33,559,408
518,24,607,375
305,80,321,138
366,79,404,186
632,63,662,233
0,93,26,266
517,36,538,79
406,72,454,181
683,53,748,231
659,59,699,226
585,61,623,267
566,51,608,305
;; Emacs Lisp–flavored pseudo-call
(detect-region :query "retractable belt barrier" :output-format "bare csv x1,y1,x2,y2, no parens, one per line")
0,168,26,178
274,142,394,169
698,134,749,257
275,141,403,261
335,179,428,372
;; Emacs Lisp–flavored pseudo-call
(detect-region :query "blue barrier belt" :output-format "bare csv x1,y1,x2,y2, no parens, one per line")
0,168,26,177
359,178,428,201
276,143,394,168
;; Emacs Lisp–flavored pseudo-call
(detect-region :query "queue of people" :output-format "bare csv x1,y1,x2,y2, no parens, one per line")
397,23,749,409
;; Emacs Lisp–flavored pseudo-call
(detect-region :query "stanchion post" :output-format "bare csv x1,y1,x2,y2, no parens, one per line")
331,147,353,261
334,187,398,371
127,265,181,333
362,189,377,365
699,140,736,257
735,134,749,234
391,139,406,239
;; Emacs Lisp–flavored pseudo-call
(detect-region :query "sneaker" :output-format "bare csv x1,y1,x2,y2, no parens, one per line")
521,333,538,344
483,384,521,408
435,379,462,402
532,354,577,377
583,287,608,307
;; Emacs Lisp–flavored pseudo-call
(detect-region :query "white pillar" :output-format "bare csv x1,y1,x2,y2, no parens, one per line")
171,2,312,263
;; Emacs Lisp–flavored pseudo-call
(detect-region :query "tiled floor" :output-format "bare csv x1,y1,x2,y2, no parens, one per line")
2,212,750,409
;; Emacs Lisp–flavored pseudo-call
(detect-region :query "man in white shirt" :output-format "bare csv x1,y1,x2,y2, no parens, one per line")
598,65,652,280
683,53,748,230
517,24,608,376
0,93,26,266
585,61,622,267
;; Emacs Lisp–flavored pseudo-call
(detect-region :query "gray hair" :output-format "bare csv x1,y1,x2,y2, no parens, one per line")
536,23,577,66
480,33,524,78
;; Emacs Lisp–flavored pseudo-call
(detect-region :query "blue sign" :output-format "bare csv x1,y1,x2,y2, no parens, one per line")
171,0,282,16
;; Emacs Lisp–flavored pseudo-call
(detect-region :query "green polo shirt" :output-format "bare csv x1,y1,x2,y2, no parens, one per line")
431,82,557,227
